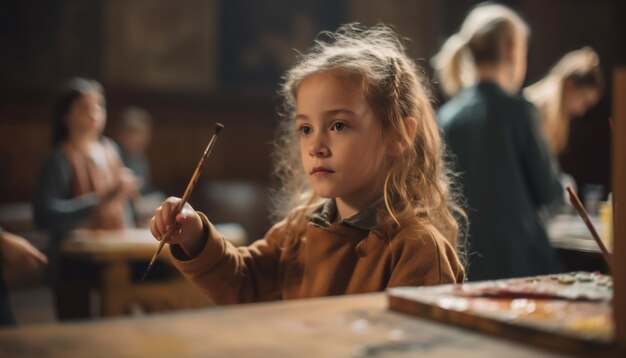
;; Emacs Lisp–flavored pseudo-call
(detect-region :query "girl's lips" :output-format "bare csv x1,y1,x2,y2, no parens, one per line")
310,167,335,175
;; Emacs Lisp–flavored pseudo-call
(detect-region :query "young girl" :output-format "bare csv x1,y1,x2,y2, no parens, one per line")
150,24,465,304
524,47,603,155
434,4,563,280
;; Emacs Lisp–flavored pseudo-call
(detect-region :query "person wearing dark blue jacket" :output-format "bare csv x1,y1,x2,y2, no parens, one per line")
433,3,563,280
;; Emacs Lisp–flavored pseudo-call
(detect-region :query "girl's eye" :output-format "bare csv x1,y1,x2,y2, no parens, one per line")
331,121,347,132
298,125,313,136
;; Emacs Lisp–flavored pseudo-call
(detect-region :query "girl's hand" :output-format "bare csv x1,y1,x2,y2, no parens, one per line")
149,197,204,253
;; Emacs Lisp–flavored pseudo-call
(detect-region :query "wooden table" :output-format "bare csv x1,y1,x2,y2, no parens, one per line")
0,293,563,357
547,214,611,273
58,225,246,317
547,214,607,253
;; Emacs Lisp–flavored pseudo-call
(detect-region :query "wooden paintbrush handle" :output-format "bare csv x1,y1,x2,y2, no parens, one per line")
142,123,223,281
566,186,614,272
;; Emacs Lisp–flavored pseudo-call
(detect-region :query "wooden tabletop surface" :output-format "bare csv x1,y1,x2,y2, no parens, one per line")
59,224,247,261
0,293,562,357
547,214,608,253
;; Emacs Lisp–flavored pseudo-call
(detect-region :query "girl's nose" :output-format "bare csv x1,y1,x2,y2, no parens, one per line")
308,142,330,158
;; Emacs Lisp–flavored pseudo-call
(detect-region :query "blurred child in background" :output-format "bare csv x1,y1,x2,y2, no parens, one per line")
115,106,165,226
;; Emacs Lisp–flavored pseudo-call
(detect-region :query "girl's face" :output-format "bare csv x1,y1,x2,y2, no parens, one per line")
67,90,106,139
295,72,389,207
562,81,600,117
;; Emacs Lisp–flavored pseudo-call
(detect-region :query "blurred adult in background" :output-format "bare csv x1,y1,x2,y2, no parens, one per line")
433,3,563,281
524,47,603,156
0,228,47,326
525,48,603,214
33,78,138,319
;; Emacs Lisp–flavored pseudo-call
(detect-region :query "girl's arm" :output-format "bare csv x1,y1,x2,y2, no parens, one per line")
149,198,283,305
170,213,284,305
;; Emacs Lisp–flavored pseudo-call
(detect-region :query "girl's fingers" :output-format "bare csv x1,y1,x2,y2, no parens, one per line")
163,202,179,240
156,204,171,238
176,207,193,224
153,207,166,238
149,217,161,241
150,197,188,243
163,198,181,229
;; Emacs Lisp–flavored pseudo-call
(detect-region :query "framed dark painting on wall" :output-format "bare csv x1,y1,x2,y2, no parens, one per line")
103,0,219,93
219,0,345,93
0,0,104,90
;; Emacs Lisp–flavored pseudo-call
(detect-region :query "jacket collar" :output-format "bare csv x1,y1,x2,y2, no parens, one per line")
309,197,384,231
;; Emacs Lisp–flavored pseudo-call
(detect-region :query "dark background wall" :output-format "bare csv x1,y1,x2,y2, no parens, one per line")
1,0,624,237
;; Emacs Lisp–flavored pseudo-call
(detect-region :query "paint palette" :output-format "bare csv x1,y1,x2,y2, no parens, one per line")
452,272,612,301
387,272,614,353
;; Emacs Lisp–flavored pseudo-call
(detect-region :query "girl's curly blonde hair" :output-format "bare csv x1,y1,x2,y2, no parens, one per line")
271,23,466,260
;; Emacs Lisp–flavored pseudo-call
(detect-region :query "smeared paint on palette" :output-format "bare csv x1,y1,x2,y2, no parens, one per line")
387,272,614,354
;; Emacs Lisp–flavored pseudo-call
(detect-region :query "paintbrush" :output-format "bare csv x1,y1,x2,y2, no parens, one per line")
141,123,224,281
566,186,614,273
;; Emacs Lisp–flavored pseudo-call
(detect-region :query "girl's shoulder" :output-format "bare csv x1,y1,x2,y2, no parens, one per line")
389,220,463,276
391,219,451,249
262,219,305,248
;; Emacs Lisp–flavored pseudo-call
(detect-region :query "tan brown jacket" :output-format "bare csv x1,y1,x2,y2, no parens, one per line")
171,211,464,304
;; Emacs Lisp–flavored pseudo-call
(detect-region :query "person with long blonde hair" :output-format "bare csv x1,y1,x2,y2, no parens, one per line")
149,24,465,304
434,3,563,280
525,47,603,155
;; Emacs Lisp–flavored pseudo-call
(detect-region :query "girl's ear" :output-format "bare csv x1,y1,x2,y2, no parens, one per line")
387,116,418,156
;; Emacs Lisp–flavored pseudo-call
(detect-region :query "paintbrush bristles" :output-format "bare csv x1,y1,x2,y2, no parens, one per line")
214,122,224,135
